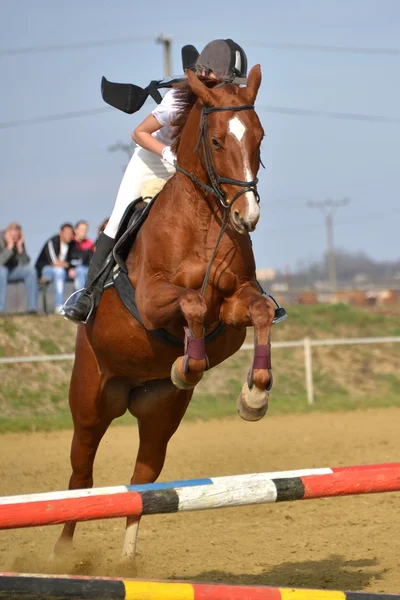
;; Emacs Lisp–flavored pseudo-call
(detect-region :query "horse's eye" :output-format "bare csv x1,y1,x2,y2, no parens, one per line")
212,137,222,149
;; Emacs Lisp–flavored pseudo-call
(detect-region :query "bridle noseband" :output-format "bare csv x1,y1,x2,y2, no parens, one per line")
175,104,260,211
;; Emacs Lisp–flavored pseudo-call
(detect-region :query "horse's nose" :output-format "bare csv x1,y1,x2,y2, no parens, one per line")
233,209,252,233
245,192,260,229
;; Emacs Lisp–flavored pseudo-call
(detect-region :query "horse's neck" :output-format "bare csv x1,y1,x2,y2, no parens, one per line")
129,103,256,283
141,174,255,276
163,172,220,226
160,104,223,231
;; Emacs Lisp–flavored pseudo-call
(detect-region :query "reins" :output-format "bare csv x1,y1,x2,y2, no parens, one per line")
175,103,259,297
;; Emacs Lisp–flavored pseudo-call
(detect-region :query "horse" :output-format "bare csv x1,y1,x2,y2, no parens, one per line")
55,65,276,560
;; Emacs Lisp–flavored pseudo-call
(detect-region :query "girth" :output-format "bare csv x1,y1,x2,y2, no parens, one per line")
110,267,226,347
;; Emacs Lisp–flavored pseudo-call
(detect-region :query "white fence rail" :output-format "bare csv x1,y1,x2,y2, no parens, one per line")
242,336,400,405
1,336,400,405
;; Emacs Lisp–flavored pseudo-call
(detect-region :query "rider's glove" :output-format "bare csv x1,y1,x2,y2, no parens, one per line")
161,146,177,166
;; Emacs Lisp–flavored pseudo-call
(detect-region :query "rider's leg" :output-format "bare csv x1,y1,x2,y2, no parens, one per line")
62,232,114,323
103,148,175,240
63,149,175,324
63,152,145,323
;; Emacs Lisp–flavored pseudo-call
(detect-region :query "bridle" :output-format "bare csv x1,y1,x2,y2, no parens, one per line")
175,101,260,298
175,104,260,210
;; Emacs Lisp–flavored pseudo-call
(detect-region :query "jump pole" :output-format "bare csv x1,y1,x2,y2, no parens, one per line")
0,463,399,530
0,573,399,600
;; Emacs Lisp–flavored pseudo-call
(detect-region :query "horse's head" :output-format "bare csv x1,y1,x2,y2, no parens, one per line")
181,65,263,234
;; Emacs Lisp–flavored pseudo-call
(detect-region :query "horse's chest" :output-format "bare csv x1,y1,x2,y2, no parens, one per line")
172,258,238,295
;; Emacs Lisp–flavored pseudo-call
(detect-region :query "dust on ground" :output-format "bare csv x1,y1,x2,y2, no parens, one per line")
0,408,399,594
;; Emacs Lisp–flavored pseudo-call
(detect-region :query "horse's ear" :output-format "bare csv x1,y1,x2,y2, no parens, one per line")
185,69,213,105
245,65,262,103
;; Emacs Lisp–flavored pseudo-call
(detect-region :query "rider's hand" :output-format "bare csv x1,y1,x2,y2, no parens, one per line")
161,146,177,167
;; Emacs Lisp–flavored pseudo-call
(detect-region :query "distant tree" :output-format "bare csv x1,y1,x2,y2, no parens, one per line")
274,249,400,288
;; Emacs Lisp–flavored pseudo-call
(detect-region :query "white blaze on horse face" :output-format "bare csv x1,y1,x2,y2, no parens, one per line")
228,116,246,142
228,116,260,228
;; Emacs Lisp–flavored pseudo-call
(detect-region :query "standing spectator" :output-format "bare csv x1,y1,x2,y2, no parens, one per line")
35,223,76,314
0,222,38,314
70,220,94,294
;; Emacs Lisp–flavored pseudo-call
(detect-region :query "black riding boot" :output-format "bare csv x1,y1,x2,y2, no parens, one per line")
63,233,114,324
255,280,288,324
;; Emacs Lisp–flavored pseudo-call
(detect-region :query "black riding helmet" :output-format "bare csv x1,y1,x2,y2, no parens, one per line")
182,39,248,85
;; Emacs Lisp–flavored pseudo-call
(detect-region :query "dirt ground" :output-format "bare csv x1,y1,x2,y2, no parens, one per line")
0,408,399,594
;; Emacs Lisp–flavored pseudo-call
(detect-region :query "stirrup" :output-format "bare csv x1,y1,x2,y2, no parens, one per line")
61,289,95,325
262,292,288,324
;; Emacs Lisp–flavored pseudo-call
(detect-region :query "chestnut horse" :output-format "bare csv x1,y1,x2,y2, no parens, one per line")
55,65,275,560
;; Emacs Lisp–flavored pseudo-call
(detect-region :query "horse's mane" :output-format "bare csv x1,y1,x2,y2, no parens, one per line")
171,78,235,153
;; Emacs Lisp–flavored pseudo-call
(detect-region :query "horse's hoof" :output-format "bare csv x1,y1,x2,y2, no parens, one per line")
236,381,269,422
171,359,203,390
52,538,74,559
120,552,137,565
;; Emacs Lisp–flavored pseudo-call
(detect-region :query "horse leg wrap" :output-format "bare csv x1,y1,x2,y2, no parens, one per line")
247,343,272,389
182,326,209,375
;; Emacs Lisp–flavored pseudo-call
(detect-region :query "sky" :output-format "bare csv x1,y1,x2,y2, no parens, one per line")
1,0,399,272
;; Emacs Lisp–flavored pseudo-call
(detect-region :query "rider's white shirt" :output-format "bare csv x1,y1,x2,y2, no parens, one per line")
151,89,179,146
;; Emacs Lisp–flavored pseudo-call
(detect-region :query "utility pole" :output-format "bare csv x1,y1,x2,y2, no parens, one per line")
156,34,172,78
307,198,350,299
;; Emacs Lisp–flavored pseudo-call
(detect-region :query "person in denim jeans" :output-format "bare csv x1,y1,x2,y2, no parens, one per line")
0,222,38,313
35,223,76,313
69,221,94,298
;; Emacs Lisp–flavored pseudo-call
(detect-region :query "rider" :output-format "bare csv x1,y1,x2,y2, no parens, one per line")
63,39,249,324
63,39,287,325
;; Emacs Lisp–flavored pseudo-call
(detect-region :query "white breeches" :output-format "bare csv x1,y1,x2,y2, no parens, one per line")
104,148,176,239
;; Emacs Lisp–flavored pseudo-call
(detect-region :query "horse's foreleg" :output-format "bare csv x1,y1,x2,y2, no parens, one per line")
122,379,193,560
137,280,208,390
221,283,275,421
171,287,209,389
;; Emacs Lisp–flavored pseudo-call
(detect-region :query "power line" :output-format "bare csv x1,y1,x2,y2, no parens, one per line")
264,209,400,235
0,35,153,57
2,35,400,58
2,103,400,130
258,105,400,124
243,40,400,56
0,107,112,129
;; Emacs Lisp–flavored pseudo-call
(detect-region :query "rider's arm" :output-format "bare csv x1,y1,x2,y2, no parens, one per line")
133,88,177,158
132,115,166,156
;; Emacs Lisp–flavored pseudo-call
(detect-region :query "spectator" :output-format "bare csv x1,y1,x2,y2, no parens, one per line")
70,220,94,294
35,223,76,314
0,222,38,314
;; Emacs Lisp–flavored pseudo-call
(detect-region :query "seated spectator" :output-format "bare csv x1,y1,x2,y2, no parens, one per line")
0,222,38,314
70,221,94,295
35,223,77,314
